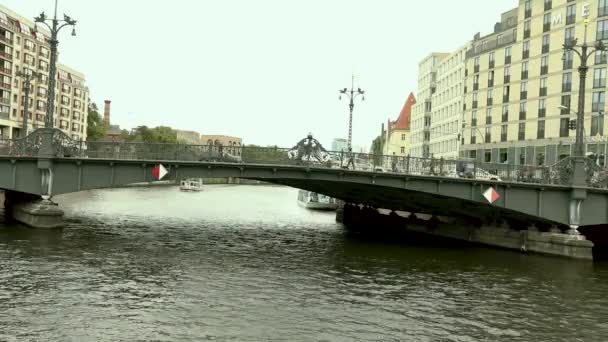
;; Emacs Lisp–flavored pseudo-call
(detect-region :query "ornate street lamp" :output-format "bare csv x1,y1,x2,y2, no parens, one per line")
33,0,77,129
15,69,43,137
562,20,607,183
339,74,365,152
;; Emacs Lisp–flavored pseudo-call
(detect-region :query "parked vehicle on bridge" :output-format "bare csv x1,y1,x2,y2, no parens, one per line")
455,159,501,181
297,190,338,210
198,149,242,163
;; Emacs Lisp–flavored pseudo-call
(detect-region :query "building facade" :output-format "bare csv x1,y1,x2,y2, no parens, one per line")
384,93,416,156
0,5,89,141
201,134,242,147
176,129,201,144
462,1,608,166
331,138,348,152
411,53,449,158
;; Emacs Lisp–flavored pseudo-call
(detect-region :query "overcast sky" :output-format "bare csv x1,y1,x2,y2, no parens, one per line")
5,0,515,148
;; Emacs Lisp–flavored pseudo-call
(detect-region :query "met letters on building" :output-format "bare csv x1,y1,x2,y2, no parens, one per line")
551,3,590,27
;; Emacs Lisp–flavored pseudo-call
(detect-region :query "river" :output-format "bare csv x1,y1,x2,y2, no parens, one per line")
0,185,607,341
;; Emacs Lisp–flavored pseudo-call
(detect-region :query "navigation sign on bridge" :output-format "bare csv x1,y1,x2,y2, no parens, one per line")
153,164,168,180
483,187,500,204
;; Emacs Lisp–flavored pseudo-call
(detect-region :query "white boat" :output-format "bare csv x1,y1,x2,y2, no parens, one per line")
297,190,338,210
179,178,204,191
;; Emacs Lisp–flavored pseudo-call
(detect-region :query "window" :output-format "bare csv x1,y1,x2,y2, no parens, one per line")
503,85,510,103
489,51,495,68
485,126,491,143
539,77,548,96
597,50,608,64
470,127,477,144
518,122,526,140
521,61,529,79
566,4,576,25
520,81,528,100
472,92,478,108
559,145,571,160
561,95,571,114
400,146,405,153
525,0,532,18
488,70,495,87
537,120,545,139
520,101,527,120
522,40,530,59
542,34,550,53
539,97,547,117
504,65,511,83
560,118,570,137
486,107,492,124
544,0,552,11
540,55,549,76
592,115,605,136
562,72,572,92
593,91,606,112
565,27,575,44
594,68,607,88
401,133,406,141
543,13,551,32
524,20,531,38
598,20,608,41
563,50,574,69
501,124,508,142
502,104,509,122
472,110,478,126
505,46,512,64
601,0,608,17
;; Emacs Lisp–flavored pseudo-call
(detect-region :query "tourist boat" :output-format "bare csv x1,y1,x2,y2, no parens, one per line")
179,178,204,191
297,190,338,210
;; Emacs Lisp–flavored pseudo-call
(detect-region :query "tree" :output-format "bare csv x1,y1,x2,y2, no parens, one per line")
86,102,108,141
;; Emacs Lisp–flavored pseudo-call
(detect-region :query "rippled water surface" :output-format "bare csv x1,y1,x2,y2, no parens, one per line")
1,185,607,341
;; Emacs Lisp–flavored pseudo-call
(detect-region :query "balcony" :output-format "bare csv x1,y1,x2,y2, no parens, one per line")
472,101,478,109
522,50,530,59
542,44,549,54
539,107,546,117
521,71,528,79
486,116,492,125
524,30,530,39
562,83,572,92
539,87,547,96
504,75,511,84
0,51,12,60
0,35,12,45
474,65,480,73
0,97,9,105
503,95,510,103
472,118,477,126
488,80,494,88
525,9,532,19
544,1,552,11
563,60,573,70
543,23,551,33
541,65,548,75
502,113,508,122
0,82,10,90
505,56,512,64
520,91,528,100
519,111,527,120
473,83,479,91
487,98,493,106
0,66,10,75
489,60,495,69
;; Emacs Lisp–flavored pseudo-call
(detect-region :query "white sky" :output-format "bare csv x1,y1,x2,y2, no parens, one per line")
5,0,516,147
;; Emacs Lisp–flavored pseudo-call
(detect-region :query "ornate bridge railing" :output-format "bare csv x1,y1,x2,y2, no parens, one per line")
1,129,607,189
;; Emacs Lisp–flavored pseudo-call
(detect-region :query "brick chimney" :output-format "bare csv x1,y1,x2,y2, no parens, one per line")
103,100,111,123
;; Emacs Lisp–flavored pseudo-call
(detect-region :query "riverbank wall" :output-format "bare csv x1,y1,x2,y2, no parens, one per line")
339,204,595,261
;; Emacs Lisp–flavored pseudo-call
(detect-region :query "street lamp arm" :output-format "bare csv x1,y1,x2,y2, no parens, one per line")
58,22,75,31
35,20,53,32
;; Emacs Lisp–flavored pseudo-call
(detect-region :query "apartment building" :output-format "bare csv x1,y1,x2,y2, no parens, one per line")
411,53,449,157
0,5,89,141
462,0,608,166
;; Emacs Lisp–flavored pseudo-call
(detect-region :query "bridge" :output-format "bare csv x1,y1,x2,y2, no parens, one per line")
1,129,607,259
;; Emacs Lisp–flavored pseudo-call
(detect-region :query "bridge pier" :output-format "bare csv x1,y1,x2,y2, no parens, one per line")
339,204,594,260
3,190,64,228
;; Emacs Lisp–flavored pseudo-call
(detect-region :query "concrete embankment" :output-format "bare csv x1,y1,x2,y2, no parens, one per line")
339,204,595,261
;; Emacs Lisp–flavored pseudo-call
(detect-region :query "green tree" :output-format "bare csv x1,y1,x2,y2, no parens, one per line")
86,102,108,141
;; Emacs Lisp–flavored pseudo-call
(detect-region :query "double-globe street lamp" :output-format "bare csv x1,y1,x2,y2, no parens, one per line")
339,75,365,153
15,70,43,137
562,19,607,187
33,0,77,129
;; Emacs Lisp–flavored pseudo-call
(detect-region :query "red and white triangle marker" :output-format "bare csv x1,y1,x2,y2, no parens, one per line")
152,164,168,180
483,187,501,204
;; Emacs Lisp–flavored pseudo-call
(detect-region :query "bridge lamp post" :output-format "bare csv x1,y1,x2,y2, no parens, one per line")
16,70,43,137
33,0,77,129
339,74,365,152
562,19,607,187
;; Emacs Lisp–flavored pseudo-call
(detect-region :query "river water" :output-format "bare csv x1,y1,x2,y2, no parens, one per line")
0,185,607,341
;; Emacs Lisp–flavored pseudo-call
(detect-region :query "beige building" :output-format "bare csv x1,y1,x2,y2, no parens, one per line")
384,93,416,156
0,5,89,141
411,46,470,159
462,1,608,166
201,134,242,147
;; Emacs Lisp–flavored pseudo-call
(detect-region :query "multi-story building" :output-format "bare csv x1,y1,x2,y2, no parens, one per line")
462,1,608,167
411,53,449,158
383,93,416,156
201,134,242,147
0,5,89,141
